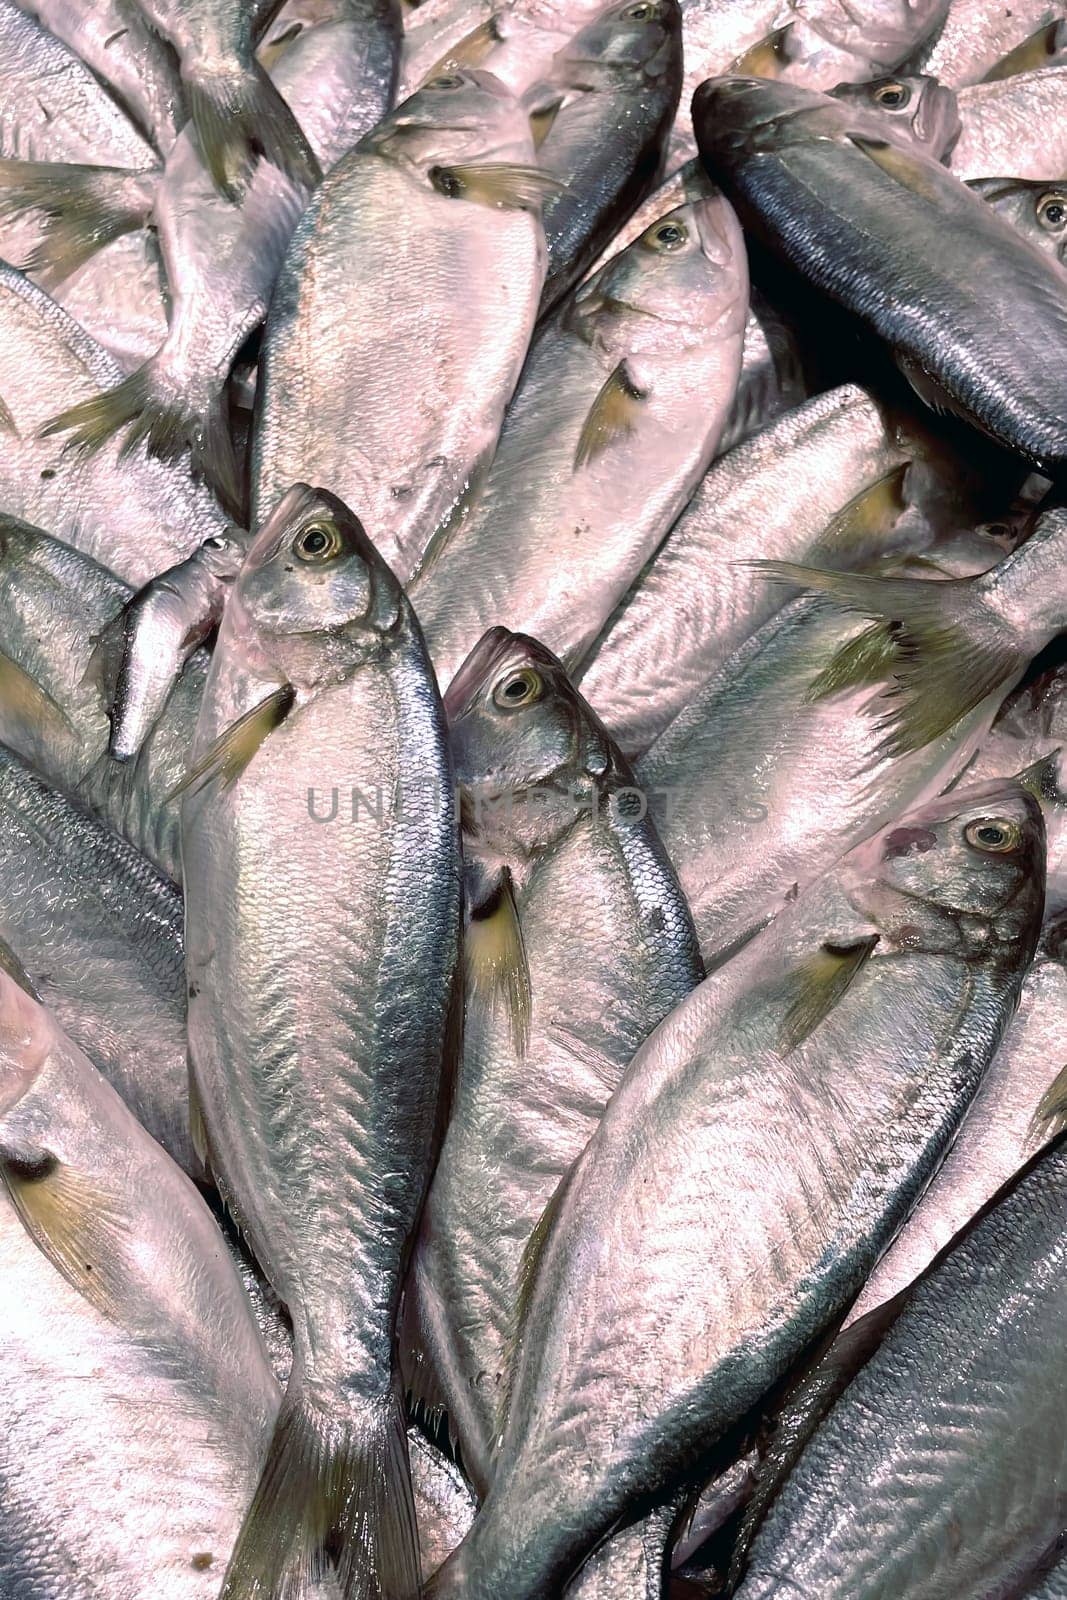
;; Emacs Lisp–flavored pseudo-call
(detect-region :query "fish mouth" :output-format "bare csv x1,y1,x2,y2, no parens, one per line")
443,626,517,721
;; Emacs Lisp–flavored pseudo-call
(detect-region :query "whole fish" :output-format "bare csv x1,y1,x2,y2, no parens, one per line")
0,961,296,1599
577,385,915,756
972,174,1067,263
733,1129,1067,1599
696,74,1067,471
13,0,186,154
0,266,229,585
408,628,703,1493
253,69,549,580
0,0,156,166
910,0,1067,84
409,192,748,688
181,484,461,1598
526,0,682,310
427,775,1045,1600
0,742,191,1172
129,0,321,198
952,63,1067,175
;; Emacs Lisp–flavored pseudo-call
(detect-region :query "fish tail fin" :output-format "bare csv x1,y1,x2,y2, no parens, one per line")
184,61,321,200
41,357,244,517
754,561,1022,754
220,1372,422,1600
0,159,155,283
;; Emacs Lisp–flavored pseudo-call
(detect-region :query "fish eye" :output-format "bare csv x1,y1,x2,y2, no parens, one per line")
426,73,464,89
293,520,343,563
1037,191,1067,230
623,1,656,17
646,219,688,252
492,666,544,709
874,82,910,108
429,164,466,199
963,816,1023,853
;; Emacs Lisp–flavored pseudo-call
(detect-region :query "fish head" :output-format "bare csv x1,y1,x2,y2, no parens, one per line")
843,779,1045,958
230,485,402,686
788,0,950,72
970,177,1067,266
693,75,851,159
445,628,615,851
0,947,50,1119
829,74,960,160
553,0,682,79
572,193,748,347
370,67,535,169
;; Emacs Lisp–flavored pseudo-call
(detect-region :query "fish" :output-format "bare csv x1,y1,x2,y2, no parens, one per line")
22,0,401,513
526,0,683,310
426,775,1046,1600
909,0,1067,85
0,265,230,585
0,958,302,1598
971,175,1067,263
46,230,169,372
0,742,192,1172
577,385,916,756
252,69,549,581
181,483,461,1599
409,191,748,688
130,0,322,199
407,628,703,1493
732,1127,1067,1599
952,63,1067,175
695,74,1067,472
399,0,604,100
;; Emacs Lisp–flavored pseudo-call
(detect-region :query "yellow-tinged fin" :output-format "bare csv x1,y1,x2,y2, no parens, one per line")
0,159,153,284
806,621,899,701
430,14,502,70
529,97,564,149
428,161,563,210
168,684,295,801
754,562,1021,755
848,134,945,205
574,359,649,470
0,1149,130,1320
777,936,879,1056
498,1169,571,1438
466,867,531,1055
184,62,321,202
983,18,1066,80
730,22,793,76
1028,1064,1067,1144
810,464,908,561
0,651,77,752
220,1375,420,1600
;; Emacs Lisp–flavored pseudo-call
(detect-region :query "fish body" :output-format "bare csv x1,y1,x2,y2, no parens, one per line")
182,484,461,1598
428,776,1045,1600
253,69,547,580
410,191,748,687
410,629,703,1492
953,64,1067,175
911,0,1067,83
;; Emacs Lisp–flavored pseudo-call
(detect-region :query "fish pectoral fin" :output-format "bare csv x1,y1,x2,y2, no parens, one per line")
466,867,531,1055
809,464,909,562
1028,1063,1067,1144
528,96,565,149
0,1142,131,1322
429,162,564,211
730,22,794,77
752,561,1020,755
167,683,296,802
777,935,879,1057
574,359,649,470
847,134,945,205
982,17,1067,81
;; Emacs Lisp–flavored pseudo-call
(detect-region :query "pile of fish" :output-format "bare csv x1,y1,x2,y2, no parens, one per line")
4,0,1067,1594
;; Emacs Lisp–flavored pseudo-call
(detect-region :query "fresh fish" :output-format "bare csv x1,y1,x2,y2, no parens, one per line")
696,75,1067,472
526,0,682,310
181,484,461,1599
13,0,186,154
0,266,230,585
635,517,1041,962
972,174,1067,263
0,961,294,1599
408,628,703,1493
399,0,603,100
952,64,1067,175
409,192,748,688
253,69,549,580
578,385,915,756
130,0,321,198
733,1128,1067,1599
0,0,156,166
0,742,191,1172
909,0,1067,84
427,775,1046,1600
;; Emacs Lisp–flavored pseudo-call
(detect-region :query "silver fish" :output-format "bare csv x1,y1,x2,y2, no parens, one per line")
910,0,1067,84
48,231,169,372
181,484,461,1599
409,191,748,689
408,628,703,1493
399,0,604,100
253,68,548,581
0,266,229,585
0,742,191,1172
952,63,1067,175
427,776,1045,1600
971,174,1067,263
733,1127,1067,1599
